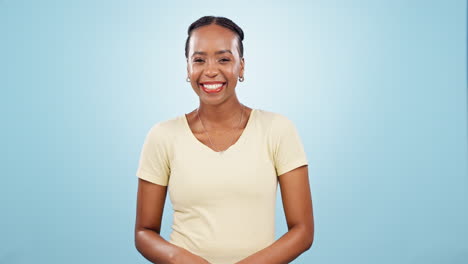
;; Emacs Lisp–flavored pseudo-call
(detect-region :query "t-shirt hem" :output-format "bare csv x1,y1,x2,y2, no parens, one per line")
136,171,168,186
277,159,308,176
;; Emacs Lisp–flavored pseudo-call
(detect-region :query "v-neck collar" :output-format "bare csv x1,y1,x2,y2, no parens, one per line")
182,109,256,156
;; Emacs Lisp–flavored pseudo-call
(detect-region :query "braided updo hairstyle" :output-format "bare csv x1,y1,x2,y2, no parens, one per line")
184,16,244,60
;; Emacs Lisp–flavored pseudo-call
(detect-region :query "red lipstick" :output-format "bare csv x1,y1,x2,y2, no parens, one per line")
200,82,226,94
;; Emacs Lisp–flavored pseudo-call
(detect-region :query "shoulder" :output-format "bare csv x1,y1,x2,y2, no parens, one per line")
255,108,295,129
145,115,182,141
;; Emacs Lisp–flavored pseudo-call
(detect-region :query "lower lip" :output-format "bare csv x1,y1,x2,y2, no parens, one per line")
201,83,225,94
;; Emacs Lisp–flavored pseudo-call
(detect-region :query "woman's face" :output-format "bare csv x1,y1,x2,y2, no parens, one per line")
187,24,245,105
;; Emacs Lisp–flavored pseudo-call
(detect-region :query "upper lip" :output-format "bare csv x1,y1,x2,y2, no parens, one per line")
200,81,226,85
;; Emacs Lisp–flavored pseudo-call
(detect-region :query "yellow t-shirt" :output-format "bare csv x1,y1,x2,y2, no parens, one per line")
136,108,308,264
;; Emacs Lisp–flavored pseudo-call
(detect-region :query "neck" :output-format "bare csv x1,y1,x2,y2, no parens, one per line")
197,100,245,129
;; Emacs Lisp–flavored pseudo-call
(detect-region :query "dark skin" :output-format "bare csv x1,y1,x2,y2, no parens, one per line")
185,23,251,150
134,24,314,264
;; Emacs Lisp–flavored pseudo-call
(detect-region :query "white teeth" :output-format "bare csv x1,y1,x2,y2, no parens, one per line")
203,83,223,89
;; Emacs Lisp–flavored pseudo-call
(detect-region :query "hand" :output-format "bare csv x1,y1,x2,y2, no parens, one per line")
172,247,211,264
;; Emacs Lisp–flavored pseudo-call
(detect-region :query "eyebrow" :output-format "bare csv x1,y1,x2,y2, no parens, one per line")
191,49,233,57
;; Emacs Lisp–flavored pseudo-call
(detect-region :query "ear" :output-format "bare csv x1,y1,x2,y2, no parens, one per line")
240,57,245,77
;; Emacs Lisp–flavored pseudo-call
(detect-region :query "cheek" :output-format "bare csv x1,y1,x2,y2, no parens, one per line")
188,70,202,80
189,65,200,73
221,65,237,74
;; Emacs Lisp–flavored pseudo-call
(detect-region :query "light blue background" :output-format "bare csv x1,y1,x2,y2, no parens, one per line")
1,0,467,263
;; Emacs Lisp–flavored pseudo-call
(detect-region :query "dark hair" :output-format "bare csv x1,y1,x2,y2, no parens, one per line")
185,16,244,59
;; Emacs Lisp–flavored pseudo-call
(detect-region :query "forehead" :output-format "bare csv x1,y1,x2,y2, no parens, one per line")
189,24,239,55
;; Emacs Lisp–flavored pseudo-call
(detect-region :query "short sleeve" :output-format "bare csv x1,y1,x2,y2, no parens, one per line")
135,123,171,186
272,115,308,176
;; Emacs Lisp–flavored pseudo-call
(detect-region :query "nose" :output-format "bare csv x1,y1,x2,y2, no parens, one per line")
204,60,219,77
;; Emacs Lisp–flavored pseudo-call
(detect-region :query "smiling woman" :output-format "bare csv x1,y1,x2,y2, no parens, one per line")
185,20,245,108
134,16,314,264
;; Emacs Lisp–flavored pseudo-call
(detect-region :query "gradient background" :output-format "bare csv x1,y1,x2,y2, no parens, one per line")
1,0,467,263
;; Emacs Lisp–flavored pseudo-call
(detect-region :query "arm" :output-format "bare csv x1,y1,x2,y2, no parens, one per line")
235,165,314,264
134,178,181,263
134,178,212,264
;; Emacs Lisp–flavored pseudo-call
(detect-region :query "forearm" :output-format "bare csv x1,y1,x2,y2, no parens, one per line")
135,228,185,264
235,225,313,264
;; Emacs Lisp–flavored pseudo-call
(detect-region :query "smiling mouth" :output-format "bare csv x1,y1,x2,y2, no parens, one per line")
200,82,226,93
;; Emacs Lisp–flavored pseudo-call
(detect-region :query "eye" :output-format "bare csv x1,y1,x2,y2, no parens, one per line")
220,58,231,62
193,58,205,63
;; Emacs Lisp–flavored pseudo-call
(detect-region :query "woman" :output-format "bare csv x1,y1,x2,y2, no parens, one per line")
134,16,314,264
